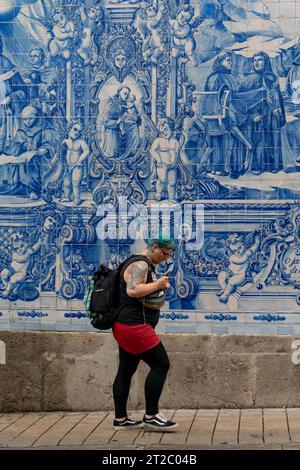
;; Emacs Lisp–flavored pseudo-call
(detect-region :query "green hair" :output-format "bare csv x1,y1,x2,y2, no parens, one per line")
146,232,176,250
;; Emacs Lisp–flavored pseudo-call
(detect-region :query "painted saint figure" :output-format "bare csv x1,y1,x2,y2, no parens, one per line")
23,48,55,103
0,35,27,153
238,52,286,174
0,105,57,200
202,51,252,177
102,86,142,159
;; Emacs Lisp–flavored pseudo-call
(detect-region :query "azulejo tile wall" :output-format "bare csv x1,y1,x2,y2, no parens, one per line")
1,0,300,334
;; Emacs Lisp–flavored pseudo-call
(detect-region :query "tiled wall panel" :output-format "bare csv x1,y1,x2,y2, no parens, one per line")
0,1,299,334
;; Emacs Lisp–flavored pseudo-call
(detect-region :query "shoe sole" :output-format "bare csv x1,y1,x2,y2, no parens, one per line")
114,423,144,431
143,423,178,432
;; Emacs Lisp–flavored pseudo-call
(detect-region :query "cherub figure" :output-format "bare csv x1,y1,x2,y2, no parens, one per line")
77,4,104,66
48,8,75,61
139,3,165,64
61,121,89,205
150,118,182,201
169,4,202,66
217,232,260,303
0,231,44,298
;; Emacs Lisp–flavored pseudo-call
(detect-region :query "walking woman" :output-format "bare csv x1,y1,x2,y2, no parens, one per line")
112,235,178,432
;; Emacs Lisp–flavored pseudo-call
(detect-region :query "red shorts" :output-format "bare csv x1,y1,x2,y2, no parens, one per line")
112,321,160,355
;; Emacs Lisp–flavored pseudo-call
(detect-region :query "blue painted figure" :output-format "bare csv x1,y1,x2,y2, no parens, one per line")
285,37,300,100
61,121,89,205
102,86,142,159
48,8,75,61
0,105,56,200
238,52,286,175
137,3,165,64
0,35,27,153
23,48,55,104
0,231,44,299
77,4,104,66
170,4,201,66
150,118,183,201
217,232,260,303
202,51,252,177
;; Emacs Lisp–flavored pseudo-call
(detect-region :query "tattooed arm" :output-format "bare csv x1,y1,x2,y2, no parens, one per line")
124,261,170,298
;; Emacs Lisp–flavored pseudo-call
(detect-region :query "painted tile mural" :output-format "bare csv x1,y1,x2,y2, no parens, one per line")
1,0,300,334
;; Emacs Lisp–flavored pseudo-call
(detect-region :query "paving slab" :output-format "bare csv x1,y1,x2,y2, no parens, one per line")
59,412,107,446
186,409,219,446
212,409,240,445
0,413,45,447
286,409,300,443
0,414,24,433
263,409,290,445
239,409,264,445
83,412,116,446
160,410,196,445
10,413,65,448
33,413,88,448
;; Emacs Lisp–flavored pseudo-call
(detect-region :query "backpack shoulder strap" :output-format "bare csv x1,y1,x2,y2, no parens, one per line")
119,255,151,276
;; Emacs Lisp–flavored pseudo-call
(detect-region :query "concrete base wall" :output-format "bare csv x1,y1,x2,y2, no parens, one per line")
1,331,300,412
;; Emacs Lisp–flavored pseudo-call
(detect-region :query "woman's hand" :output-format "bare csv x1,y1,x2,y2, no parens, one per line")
155,276,170,290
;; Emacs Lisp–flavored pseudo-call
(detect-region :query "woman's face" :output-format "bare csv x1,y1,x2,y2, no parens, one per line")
254,55,265,72
150,243,174,264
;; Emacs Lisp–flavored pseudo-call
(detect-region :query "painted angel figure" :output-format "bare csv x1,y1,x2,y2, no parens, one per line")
169,4,202,66
61,121,89,205
217,232,260,303
48,8,75,61
0,231,44,299
77,4,104,66
135,3,165,64
150,117,185,201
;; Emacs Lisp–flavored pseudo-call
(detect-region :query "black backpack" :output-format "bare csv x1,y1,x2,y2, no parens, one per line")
84,255,150,330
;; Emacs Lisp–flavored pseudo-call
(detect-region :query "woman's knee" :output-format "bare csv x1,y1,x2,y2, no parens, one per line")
157,355,170,374
163,357,171,373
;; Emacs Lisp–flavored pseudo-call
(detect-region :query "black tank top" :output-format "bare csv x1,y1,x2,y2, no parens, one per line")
116,255,160,328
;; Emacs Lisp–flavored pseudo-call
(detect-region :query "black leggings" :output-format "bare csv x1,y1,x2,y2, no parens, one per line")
113,341,170,418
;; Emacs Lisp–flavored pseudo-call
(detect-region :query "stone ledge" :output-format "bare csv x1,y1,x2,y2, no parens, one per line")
0,331,300,411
